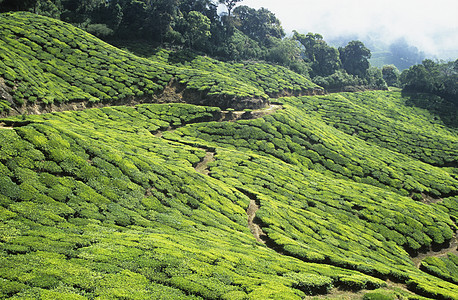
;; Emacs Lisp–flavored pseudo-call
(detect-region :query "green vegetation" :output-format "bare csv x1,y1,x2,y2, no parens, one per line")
148,49,321,96
167,92,457,198
0,12,320,115
0,104,394,299
287,91,458,167
1,1,390,91
421,253,458,284
401,59,458,107
1,89,457,299
0,9,457,300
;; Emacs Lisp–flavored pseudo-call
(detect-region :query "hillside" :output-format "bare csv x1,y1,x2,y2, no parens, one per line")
1,12,458,300
0,12,321,117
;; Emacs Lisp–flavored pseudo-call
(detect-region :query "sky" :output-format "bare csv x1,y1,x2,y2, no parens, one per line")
226,0,458,59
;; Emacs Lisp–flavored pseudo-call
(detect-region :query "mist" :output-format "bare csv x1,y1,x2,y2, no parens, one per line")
236,0,458,60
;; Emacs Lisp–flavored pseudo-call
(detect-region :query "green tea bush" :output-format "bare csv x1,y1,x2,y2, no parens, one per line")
420,254,458,284
169,98,457,198
363,291,396,300
0,95,456,299
283,272,333,295
295,91,457,168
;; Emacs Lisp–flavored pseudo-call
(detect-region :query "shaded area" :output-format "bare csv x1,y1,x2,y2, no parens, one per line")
403,91,458,128
246,199,267,244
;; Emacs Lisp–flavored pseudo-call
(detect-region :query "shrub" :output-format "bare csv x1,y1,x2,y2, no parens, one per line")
283,272,333,295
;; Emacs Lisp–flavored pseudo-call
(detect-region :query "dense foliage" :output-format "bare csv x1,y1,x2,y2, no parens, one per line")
167,92,457,198
401,59,458,106
0,0,391,91
0,9,457,300
421,253,458,284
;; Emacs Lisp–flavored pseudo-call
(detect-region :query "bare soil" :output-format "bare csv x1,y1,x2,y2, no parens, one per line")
194,151,215,176
247,199,267,244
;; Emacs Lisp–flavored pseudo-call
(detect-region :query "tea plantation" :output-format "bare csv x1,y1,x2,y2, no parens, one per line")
0,12,320,115
0,10,458,300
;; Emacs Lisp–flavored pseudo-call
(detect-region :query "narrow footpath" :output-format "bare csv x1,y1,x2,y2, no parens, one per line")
194,151,215,176
247,199,267,244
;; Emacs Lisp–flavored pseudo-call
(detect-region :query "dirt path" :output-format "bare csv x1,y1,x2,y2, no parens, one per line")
194,151,215,175
219,104,283,122
247,199,267,244
412,234,458,268
0,122,13,130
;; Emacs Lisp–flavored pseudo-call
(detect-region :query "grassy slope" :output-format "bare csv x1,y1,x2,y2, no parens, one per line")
0,11,457,300
0,12,320,115
168,93,458,199
1,93,457,299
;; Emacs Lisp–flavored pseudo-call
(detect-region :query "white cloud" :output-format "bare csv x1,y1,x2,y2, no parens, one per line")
236,0,458,58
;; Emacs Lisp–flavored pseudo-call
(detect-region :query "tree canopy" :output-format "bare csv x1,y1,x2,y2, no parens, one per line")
339,40,371,77
401,59,458,105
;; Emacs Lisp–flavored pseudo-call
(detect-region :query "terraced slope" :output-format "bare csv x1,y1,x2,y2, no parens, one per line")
168,93,458,199
148,49,323,97
1,91,457,299
0,11,457,300
0,12,320,116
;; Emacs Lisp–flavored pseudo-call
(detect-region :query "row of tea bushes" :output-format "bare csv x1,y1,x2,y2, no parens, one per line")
200,148,457,299
293,91,457,167
420,253,458,284
149,50,321,97
0,12,169,108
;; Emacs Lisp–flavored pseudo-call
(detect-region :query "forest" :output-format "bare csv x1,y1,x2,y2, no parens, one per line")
0,3,457,300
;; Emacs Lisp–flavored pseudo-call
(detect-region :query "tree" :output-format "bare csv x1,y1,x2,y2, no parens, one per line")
312,42,341,77
339,40,371,78
382,65,400,87
401,64,431,92
293,31,323,62
0,0,37,12
293,31,340,77
183,11,211,50
401,59,458,104
218,0,243,17
233,6,284,46
366,67,387,89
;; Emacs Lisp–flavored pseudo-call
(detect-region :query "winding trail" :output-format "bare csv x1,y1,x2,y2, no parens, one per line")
247,199,267,244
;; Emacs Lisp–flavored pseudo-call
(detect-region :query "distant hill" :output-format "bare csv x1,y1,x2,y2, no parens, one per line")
0,11,457,300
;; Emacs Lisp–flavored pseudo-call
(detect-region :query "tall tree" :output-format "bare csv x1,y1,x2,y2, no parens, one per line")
233,6,284,46
339,40,371,77
218,0,242,17
382,65,400,87
312,42,341,76
0,0,36,11
293,32,340,77
183,10,211,50
293,31,324,61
